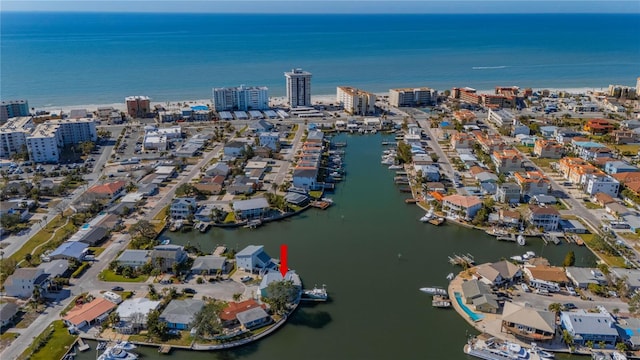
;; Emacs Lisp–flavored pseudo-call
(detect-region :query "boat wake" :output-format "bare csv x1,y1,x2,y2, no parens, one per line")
472,66,507,70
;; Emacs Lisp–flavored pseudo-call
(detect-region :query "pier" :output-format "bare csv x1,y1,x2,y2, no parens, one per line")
448,253,475,267
496,233,517,242
541,233,561,245
158,345,172,354
76,338,90,352
310,200,332,210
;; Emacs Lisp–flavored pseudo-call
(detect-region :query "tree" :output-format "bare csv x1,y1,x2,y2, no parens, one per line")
585,340,594,349
598,341,606,349
79,141,95,156
616,342,628,352
232,293,242,301
24,253,32,265
562,329,574,346
262,280,299,315
191,301,224,339
129,219,157,240
548,302,562,314
562,251,576,267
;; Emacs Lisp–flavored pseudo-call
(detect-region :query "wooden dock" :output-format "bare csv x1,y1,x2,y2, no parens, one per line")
405,198,418,204
310,200,331,210
76,338,90,352
428,217,445,226
496,233,517,242
158,345,172,354
448,253,475,267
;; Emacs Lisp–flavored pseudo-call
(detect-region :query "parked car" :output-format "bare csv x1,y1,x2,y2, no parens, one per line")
111,286,124,292
563,303,577,310
183,288,197,294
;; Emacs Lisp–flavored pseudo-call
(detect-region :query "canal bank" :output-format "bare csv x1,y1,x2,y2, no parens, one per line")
76,133,594,360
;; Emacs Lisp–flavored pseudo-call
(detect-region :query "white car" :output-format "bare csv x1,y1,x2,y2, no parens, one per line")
240,276,252,283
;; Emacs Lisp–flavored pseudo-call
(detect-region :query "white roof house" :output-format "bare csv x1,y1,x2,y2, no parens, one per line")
116,298,161,323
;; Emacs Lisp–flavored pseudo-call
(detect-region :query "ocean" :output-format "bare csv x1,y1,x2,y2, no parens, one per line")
1,12,639,108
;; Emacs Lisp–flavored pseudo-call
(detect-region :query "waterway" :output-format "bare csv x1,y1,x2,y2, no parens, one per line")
77,133,593,360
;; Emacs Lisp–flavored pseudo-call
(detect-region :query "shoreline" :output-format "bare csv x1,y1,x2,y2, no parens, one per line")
35,87,607,114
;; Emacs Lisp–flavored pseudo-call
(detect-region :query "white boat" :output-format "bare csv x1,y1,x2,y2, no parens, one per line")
517,234,526,246
98,346,138,360
420,209,434,222
113,341,137,351
592,352,612,360
525,251,536,258
381,157,394,165
446,272,455,281
388,164,403,170
321,198,334,204
510,255,523,262
531,343,554,359
160,239,170,245
419,287,448,296
612,351,628,360
302,285,328,301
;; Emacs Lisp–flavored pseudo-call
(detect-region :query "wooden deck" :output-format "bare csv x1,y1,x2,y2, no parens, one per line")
158,345,172,354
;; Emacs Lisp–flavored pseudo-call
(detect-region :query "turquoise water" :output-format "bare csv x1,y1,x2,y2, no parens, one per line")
1,13,639,107
81,224,90,230
454,292,484,322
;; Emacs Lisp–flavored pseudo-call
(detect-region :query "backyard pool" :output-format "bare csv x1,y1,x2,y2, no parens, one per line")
454,292,484,322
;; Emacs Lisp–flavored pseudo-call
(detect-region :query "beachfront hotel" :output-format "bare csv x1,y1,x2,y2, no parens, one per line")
125,96,151,118
0,116,34,159
336,86,376,115
0,100,30,123
212,85,269,111
389,87,437,107
284,68,312,108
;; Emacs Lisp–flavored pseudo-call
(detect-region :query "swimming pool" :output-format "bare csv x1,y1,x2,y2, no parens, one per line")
81,223,90,230
454,292,484,322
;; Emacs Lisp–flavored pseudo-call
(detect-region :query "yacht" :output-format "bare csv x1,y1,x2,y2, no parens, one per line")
113,341,137,351
98,346,138,360
302,285,328,301
388,164,403,170
612,351,628,360
419,287,448,296
420,209,434,222
517,234,526,246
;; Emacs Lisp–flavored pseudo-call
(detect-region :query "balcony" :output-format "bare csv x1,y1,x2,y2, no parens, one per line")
502,323,554,341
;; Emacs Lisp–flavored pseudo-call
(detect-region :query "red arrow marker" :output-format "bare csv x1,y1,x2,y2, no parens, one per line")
279,244,288,278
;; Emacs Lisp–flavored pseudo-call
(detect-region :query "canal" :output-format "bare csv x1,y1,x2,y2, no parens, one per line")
77,133,594,360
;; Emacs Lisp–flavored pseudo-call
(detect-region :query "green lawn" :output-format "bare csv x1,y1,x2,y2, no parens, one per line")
129,331,193,347
99,269,148,282
530,157,556,169
224,212,236,223
89,247,106,257
17,320,76,360
582,201,602,210
8,215,64,262
613,144,640,156
309,190,323,199
578,234,627,268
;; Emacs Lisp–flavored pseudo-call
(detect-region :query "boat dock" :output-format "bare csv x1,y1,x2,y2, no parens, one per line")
432,295,452,308
428,217,445,226
405,198,418,204
496,233,517,242
449,253,475,267
244,219,262,229
541,233,561,245
158,345,172,354
333,142,347,147
76,338,90,352
213,246,227,256
310,200,332,210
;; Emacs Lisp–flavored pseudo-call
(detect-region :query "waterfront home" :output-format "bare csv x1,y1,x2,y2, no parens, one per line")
526,205,560,231
259,269,302,298
237,307,272,330
583,173,620,197
306,130,324,143
116,249,151,269
151,244,188,272
160,299,204,330
49,241,89,261
488,209,521,228
169,197,197,220
492,149,524,174
473,294,500,314
63,298,117,329
605,161,639,175
292,167,319,191
220,299,268,328
495,182,521,204
514,171,551,197
284,192,310,207
442,195,482,220
560,310,618,347
425,182,446,193
501,302,556,342
236,245,276,273
205,162,230,177
86,180,127,203
559,219,588,233
461,279,491,304
414,164,440,182
565,267,608,289
611,268,640,292
190,255,227,275
3,267,48,299
524,266,569,285
115,298,161,334
475,260,522,287
0,303,20,328
233,197,270,220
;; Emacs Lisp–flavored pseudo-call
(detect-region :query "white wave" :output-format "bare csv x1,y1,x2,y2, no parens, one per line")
472,66,507,70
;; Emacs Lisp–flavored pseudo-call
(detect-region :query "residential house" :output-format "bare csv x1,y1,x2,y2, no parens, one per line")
476,172,499,184
86,180,127,203
414,164,440,182
292,167,318,191
501,302,556,342
616,318,640,350
611,268,640,292
461,279,491,304
220,299,267,328
205,163,230,177
495,182,521,204
63,298,116,329
442,195,483,220
49,241,89,261
284,192,310,207
533,139,563,159
115,298,162,334
117,250,151,269
170,197,197,220
227,175,257,195
38,259,69,280
488,209,521,228
605,202,632,218
560,310,618,347
0,303,20,328
473,294,500,314
425,182,446,193
604,161,638,175
190,255,227,275
514,171,551,198
236,307,272,330
151,244,188,272
612,129,639,144
259,132,280,151
194,176,224,195
530,194,557,205
492,149,524,174
584,119,615,135
524,266,569,285
194,203,226,223
583,173,620,197
475,132,508,153
249,119,274,133
233,197,270,220
0,201,30,222
475,260,522,286
593,192,616,207
450,132,475,149
613,172,640,186
235,245,275,273
565,267,607,289
3,267,49,298
526,205,560,231
560,219,588,233
160,299,204,330
259,270,302,298
573,141,612,161
223,141,248,157
539,126,557,138
558,157,589,180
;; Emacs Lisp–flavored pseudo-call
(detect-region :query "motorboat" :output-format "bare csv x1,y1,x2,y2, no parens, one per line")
419,287,448,296
531,343,554,359
446,272,455,281
388,164,403,170
510,255,524,262
113,341,137,351
98,346,138,360
612,351,628,360
302,285,328,301
161,239,171,245
517,234,526,246
499,342,530,359
420,209,434,222
321,198,334,204
592,351,612,360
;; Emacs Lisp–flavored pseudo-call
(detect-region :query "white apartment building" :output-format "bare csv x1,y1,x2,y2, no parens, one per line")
26,125,61,163
212,85,269,111
487,109,515,128
389,87,437,107
584,174,620,197
336,86,376,115
0,116,34,158
54,118,97,145
285,68,312,108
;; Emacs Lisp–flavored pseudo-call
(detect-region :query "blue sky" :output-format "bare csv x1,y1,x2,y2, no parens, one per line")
3,0,640,13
